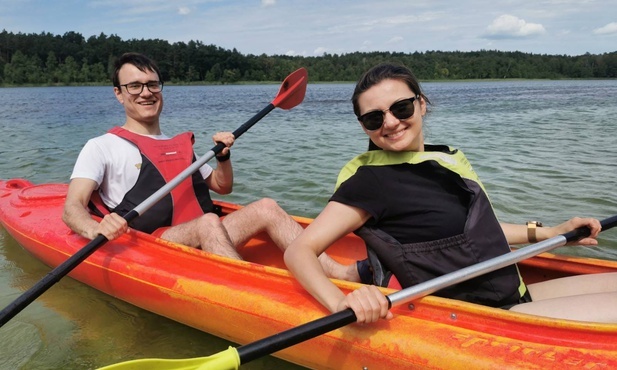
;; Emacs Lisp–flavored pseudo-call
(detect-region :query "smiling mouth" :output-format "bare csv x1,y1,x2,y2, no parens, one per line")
384,129,406,139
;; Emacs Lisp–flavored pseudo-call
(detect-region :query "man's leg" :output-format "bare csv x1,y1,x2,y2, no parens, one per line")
160,212,242,259
222,198,301,251
222,198,360,281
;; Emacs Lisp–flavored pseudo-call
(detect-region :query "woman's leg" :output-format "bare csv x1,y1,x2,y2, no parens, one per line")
509,272,617,323
526,272,617,300
509,291,617,323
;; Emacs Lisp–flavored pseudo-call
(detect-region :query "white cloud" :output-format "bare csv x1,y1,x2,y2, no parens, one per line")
387,36,404,44
314,47,328,56
384,15,419,26
484,14,546,39
594,22,617,35
284,50,311,57
178,7,191,15
261,0,276,6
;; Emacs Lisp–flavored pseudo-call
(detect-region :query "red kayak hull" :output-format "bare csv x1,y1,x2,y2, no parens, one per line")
1,179,616,369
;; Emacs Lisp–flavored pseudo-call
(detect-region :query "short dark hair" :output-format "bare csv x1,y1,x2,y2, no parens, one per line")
351,63,430,119
112,52,162,87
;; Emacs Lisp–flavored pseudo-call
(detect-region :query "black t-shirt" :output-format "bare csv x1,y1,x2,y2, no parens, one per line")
330,161,471,244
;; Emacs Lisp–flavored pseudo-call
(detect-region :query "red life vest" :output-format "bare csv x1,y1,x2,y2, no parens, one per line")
94,126,215,234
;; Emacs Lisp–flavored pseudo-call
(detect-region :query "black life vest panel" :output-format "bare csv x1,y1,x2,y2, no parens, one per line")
336,146,528,307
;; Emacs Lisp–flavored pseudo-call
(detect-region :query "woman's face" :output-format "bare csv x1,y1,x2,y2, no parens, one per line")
357,78,426,152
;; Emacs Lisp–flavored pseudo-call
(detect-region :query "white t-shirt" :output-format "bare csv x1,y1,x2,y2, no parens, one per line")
71,133,213,209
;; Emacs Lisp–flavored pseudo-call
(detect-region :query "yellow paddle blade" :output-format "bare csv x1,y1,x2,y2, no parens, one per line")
97,346,240,370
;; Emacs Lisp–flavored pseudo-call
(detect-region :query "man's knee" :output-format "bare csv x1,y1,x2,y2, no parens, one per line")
197,212,223,228
252,197,282,213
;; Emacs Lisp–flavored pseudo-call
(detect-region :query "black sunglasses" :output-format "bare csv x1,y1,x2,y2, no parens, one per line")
358,96,419,131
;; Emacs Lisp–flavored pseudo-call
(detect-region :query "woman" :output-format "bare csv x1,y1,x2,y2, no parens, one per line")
284,63,617,324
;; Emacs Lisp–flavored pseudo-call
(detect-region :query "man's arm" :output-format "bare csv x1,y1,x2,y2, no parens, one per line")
204,131,234,194
206,157,233,194
63,178,128,240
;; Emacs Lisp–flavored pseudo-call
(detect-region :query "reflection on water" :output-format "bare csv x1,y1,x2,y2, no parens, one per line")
1,80,616,369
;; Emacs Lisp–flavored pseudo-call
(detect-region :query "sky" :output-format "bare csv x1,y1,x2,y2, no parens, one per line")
1,0,616,57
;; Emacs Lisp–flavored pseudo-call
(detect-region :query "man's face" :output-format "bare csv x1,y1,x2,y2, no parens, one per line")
114,63,163,126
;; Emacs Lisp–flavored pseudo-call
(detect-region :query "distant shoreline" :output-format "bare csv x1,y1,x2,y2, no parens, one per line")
2,77,616,89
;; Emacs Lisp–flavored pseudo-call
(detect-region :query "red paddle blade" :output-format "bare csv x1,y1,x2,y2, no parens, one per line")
271,68,308,110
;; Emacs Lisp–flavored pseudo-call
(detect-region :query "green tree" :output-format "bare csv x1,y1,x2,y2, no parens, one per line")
4,50,28,84
45,51,59,83
90,62,108,82
58,55,79,83
1,29,616,86
79,57,91,83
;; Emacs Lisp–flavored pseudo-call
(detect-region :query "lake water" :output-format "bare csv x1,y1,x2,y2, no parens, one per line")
1,79,616,369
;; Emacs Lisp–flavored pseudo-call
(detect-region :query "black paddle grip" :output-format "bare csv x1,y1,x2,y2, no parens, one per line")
237,308,357,364
563,214,617,243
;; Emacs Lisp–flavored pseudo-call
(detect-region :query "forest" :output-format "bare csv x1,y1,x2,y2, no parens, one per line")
1,29,616,86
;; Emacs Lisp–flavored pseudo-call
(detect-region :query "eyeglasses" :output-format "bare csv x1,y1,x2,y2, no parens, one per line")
119,81,164,95
358,96,419,131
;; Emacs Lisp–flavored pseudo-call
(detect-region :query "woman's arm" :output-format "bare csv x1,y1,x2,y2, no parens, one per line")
284,201,392,323
500,217,601,245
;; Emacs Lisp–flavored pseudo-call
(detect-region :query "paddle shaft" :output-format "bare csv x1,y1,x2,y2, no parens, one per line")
388,215,616,306
236,214,617,364
131,103,275,218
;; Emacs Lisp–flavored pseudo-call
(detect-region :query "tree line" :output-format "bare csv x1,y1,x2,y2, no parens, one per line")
1,29,616,86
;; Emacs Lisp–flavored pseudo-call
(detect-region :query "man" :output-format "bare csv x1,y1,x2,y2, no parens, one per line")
63,52,357,279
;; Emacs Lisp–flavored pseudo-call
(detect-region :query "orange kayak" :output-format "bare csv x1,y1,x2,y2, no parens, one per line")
1,178,616,369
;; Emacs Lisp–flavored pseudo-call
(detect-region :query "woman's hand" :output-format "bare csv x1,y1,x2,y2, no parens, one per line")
548,217,601,246
336,285,394,323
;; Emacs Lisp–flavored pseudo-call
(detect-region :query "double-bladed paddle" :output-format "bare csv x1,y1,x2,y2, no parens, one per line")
0,67,309,328
99,214,617,370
